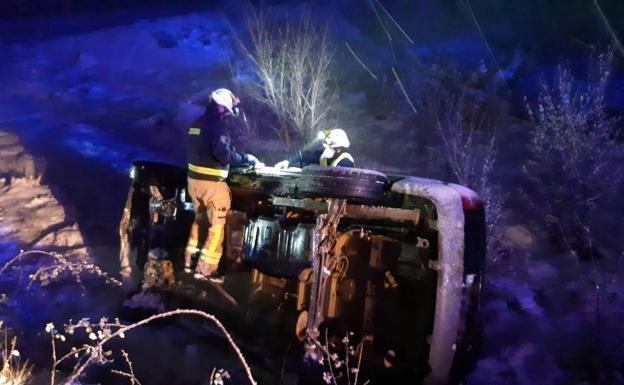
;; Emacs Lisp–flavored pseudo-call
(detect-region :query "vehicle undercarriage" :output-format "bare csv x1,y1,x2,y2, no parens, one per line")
119,161,485,385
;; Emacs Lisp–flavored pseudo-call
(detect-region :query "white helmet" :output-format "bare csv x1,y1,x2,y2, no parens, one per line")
210,88,240,115
321,128,350,149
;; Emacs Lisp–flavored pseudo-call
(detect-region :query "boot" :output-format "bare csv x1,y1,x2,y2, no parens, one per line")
194,259,224,283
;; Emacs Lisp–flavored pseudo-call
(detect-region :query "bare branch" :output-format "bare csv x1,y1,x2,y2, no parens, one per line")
55,309,256,385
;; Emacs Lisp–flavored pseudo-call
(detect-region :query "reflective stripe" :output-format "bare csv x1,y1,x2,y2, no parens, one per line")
186,245,199,253
320,152,355,167
331,152,354,166
188,163,229,178
189,127,201,135
186,238,198,248
207,224,224,254
199,224,224,264
200,249,222,264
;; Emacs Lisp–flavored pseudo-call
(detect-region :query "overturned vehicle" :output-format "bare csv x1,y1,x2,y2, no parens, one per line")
119,161,486,385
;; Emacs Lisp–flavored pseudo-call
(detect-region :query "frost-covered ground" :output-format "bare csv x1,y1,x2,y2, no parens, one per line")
0,3,623,385
0,8,292,384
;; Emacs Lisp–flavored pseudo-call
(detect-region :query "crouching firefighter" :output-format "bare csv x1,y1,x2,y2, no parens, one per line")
274,128,354,169
185,88,262,282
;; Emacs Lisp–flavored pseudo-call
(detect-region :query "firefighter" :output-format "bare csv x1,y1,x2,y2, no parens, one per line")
274,128,355,169
185,88,261,282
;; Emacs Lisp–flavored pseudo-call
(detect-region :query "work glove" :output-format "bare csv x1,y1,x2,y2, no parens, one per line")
245,154,265,169
274,160,289,169
319,147,335,163
245,153,259,165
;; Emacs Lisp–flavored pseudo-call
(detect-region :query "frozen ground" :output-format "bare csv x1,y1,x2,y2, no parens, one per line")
0,3,623,385
0,8,292,384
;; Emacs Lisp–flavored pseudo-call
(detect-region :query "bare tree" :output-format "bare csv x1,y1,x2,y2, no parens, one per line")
437,97,505,256
524,50,622,258
237,8,336,144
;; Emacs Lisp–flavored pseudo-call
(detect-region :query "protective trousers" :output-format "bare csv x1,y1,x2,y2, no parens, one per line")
184,178,231,270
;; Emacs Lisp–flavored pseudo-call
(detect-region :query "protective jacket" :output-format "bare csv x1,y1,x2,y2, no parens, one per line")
289,140,355,168
187,109,249,181
320,148,355,167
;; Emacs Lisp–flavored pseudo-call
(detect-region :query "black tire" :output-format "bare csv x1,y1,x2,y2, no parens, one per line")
128,185,151,270
296,166,388,203
131,161,187,189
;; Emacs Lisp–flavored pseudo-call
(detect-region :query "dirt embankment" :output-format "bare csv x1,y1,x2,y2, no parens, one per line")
0,130,88,258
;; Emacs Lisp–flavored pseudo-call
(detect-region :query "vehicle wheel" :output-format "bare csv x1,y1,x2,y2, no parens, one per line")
296,166,388,203
119,184,150,277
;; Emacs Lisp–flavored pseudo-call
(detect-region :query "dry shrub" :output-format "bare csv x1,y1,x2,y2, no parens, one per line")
236,8,337,145
436,96,506,256
0,323,32,385
0,250,121,291
524,50,623,258
46,309,255,385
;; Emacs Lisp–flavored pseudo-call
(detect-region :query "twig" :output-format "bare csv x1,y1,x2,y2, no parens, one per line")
111,370,140,385
63,309,256,385
345,42,378,80
54,347,89,370
0,327,32,385
354,341,364,385
344,334,350,385
0,250,60,276
50,329,56,385
210,368,216,384
279,343,291,384
111,350,142,385
1,250,121,290
323,330,339,385
391,67,418,114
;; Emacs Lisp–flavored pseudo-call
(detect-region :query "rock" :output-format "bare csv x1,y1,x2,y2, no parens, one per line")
0,131,88,259
502,225,537,250
0,132,44,180
0,179,65,242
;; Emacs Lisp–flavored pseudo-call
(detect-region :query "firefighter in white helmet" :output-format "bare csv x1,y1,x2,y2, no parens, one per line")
185,88,262,282
274,128,355,169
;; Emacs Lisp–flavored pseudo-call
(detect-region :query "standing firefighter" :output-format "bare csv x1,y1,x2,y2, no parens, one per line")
185,88,261,282
274,128,355,169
